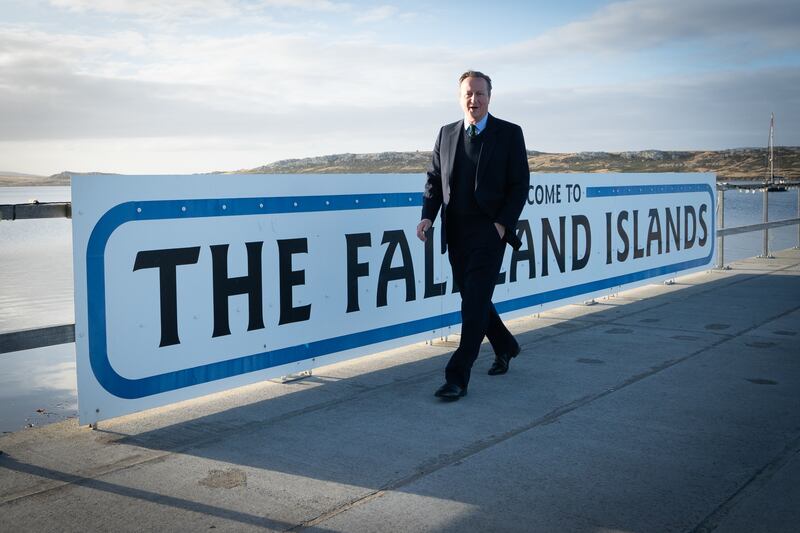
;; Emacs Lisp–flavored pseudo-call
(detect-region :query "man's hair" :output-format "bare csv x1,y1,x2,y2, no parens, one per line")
458,70,492,95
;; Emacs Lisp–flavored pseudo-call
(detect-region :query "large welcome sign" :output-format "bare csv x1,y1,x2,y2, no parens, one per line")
72,173,715,423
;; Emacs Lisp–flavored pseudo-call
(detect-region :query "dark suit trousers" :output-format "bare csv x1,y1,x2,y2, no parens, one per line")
445,212,515,388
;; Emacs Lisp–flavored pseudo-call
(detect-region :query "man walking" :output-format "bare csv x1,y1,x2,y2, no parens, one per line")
416,70,530,401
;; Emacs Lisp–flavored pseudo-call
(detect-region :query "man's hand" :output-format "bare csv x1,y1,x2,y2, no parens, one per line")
494,222,505,240
416,219,433,241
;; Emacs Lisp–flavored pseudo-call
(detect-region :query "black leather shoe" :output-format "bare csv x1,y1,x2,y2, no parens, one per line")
488,340,520,375
434,383,468,401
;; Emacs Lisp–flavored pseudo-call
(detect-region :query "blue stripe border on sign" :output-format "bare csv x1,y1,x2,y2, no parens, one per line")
87,183,714,398
586,183,710,197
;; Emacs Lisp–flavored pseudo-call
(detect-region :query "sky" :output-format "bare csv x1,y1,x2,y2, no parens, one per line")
0,0,798,175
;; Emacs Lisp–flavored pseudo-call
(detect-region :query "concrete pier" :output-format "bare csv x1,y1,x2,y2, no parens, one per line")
2,249,799,532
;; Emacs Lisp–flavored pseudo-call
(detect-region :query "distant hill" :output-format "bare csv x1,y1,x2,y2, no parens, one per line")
0,171,65,186
240,152,432,174
0,171,44,178
2,147,798,186
0,171,114,187
237,147,800,180
526,148,800,180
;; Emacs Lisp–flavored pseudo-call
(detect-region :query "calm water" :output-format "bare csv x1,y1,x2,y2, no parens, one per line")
1,187,74,432
1,184,798,433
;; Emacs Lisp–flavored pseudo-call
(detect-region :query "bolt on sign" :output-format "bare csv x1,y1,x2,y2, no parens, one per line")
72,173,715,423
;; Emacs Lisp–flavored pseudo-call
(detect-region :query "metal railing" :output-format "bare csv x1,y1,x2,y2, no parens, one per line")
0,201,71,220
2,183,800,355
0,324,75,353
715,182,800,268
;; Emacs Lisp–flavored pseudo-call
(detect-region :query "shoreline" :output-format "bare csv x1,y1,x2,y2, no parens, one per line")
1,174,795,188
3,146,799,186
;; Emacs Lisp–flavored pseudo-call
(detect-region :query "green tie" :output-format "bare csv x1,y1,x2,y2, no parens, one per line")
467,124,478,138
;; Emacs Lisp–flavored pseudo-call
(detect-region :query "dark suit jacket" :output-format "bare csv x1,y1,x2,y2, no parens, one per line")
421,114,530,253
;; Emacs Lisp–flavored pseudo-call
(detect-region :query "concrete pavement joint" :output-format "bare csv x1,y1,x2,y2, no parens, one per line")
570,259,800,339
689,433,800,533
0,455,293,530
0,452,172,506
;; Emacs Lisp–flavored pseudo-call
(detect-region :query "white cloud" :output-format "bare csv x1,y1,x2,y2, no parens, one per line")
0,25,456,146
48,0,242,20
47,0,352,22
354,5,398,24
3,65,797,174
503,67,800,152
258,0,347,11
499,0,800,61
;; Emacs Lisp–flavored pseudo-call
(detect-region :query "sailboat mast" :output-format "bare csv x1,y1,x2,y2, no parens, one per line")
768,112,774,184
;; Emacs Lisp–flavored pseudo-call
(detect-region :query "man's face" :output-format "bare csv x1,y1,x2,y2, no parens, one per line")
460,76,491,124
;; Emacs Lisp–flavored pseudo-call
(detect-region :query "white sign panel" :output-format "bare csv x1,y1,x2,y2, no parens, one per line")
72,173,715,423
